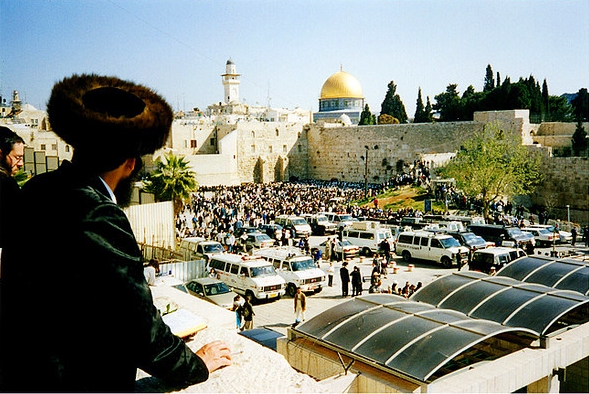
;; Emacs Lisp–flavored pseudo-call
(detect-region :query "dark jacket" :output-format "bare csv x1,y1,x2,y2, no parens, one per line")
340,266,350,283
0,172,20,248
0,161,208,392
242,300,254,322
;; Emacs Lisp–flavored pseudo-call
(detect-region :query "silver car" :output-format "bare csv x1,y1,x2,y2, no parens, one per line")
184,277,237,310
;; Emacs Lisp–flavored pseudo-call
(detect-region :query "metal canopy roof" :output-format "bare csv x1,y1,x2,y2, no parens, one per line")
411,271,589,335
293,294,536,382
496,256,589,296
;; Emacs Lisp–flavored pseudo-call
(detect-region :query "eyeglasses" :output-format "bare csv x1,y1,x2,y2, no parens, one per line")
9,154,24,163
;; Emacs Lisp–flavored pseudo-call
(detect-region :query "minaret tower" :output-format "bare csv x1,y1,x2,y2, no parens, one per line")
222,59,240,104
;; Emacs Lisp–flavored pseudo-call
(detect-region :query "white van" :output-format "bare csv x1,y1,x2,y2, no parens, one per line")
320,212,359,231
395,230,469,268
207,254,286,302
274,215,312,238
177,237,224,261
253,247,327,297
342,221,395,256
469,247,526,273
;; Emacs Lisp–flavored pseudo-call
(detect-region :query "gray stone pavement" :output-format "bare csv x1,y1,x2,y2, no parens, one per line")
251,252,452,337
250,237,589,337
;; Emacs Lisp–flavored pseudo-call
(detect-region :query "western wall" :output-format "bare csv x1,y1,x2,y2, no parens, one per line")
223,109,587,224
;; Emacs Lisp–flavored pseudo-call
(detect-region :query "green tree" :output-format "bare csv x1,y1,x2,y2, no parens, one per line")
571,119,588,156
359,104,376,125
414,88,429,123
542,79,549,119
571,88,588,122
483,64,495,92
380,81,408,123
548,95,573,122
461,85,485,121
433,84,462,121
142,152,198,214
424,96,433,123
437,123,542,221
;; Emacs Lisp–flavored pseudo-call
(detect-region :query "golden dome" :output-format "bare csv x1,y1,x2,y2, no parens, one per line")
320,71,364,99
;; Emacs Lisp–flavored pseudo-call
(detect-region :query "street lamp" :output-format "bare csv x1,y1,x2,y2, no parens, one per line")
566,204,570,226
363,145,380,198
364,145,369,198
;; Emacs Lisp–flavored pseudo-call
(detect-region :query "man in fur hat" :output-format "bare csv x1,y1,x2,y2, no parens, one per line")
0,74,231,392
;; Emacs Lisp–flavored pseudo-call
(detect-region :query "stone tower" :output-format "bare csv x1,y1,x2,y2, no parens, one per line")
222,59,240,104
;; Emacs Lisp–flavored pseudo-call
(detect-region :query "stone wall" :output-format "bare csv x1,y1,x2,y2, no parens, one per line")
533,121,589,150
233,121,307,183
303,121,485,183
532,156,589,224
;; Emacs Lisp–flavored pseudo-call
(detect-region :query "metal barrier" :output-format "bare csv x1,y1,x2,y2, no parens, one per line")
159,259,207,283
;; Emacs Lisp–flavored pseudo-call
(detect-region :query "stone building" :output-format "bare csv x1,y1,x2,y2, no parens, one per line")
2,61,587,223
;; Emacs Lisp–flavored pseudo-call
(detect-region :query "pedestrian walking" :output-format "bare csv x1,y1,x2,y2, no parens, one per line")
242,295,255,330
293,287,306,326
571,226,577,246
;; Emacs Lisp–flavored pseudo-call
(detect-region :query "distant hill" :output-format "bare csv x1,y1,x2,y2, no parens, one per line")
561,92,578,104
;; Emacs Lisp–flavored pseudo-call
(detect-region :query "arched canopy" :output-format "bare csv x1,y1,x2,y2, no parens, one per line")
411,271,589,335
293,294,536,382
497,256,589,296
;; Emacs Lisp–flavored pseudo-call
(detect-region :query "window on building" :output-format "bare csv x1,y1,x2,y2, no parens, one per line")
297,144,301,153
251,131,255,138
251,145,256,153
40,144,46,151
190,139,197,148
269,145,273,153
210,138,216,146
65,145,70,152
51,144,57,151
276,129,280,137
283,145,287,153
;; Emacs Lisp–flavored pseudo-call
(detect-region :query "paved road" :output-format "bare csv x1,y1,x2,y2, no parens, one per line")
248,236,587,337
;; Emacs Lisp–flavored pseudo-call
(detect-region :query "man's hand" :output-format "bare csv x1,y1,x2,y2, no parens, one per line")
195,340,232,373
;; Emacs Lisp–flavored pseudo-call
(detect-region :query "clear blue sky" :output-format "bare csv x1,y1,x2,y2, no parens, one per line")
1,0,588,117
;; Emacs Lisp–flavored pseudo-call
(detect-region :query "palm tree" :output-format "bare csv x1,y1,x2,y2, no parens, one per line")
142,152,197,214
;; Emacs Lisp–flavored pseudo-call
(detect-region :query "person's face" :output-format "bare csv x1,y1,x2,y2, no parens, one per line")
3,142,24,176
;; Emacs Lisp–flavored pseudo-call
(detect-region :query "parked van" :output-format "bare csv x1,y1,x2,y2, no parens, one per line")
469,247,526,273
177,237,225,261
274,215,312,238
319,212,358,231
301,214,337,235
468,224,535,247
342,221,395,256
206,254,286,302
395,230,469,268
253,246,327,297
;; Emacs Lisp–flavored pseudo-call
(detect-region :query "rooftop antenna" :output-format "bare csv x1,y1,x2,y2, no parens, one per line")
267,79,271,108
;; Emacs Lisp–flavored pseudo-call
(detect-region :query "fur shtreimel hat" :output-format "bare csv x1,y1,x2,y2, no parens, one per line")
47,74,172,157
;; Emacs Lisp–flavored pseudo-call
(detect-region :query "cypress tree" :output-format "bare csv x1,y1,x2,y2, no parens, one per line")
425,96,433,122
542,79,549,120
414,88,428,123
359,104,375,125
483,64,495,92
381,81,408,123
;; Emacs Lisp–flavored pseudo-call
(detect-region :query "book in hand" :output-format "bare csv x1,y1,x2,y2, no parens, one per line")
162,308,207,339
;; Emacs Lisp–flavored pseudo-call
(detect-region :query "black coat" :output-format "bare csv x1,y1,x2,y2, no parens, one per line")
0,172,20,248
0,161,208,392
340,266,350,283
350,270,362,286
